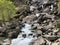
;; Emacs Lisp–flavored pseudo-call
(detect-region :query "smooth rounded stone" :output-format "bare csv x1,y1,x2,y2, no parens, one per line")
22,15,37,24
32,0,37,2
43,20,47,24
43,35,59,42
16,26,20,30
43,13,55,19
43,8,50,13
33,36,45,45
37,0,49,4
36,30,42,35
50,0,58,3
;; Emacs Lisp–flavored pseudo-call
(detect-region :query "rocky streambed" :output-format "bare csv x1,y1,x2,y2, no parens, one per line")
0,0,60,45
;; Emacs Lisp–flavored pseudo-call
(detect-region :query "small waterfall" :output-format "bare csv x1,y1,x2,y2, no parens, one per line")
11,23,37,45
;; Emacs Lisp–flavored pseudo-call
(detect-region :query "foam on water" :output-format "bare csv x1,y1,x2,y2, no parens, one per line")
36,13,40,17
11,23,37,45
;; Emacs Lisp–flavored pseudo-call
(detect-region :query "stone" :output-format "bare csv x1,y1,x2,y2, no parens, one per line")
8,31,19,39
33,36,45,45
2,38,11,45
30,6,37,11
0,41,3,45
36,30,42,35
0,26,6,37
22,15,37,24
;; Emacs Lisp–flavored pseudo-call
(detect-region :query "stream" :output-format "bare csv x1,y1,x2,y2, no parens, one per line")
11,23,37,45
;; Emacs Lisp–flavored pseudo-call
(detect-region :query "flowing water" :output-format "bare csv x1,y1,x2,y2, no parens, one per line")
10,0,50,45
11,23,37,45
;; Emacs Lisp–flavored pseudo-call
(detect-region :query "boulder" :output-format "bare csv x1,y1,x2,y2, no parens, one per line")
22,15,37,24
0,26,6,37
2,38,11,45
36,30,42,35
7,31,19,39
33,37,45,45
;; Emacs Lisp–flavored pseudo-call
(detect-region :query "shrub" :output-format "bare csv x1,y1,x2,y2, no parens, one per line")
0,0,16,22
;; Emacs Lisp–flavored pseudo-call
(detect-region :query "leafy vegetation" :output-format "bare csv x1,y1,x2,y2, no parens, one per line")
0,0,16,21
56,22,60,30
58,0,60,10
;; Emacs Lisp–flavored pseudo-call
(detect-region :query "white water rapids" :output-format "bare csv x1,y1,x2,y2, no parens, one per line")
11,23,37,45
